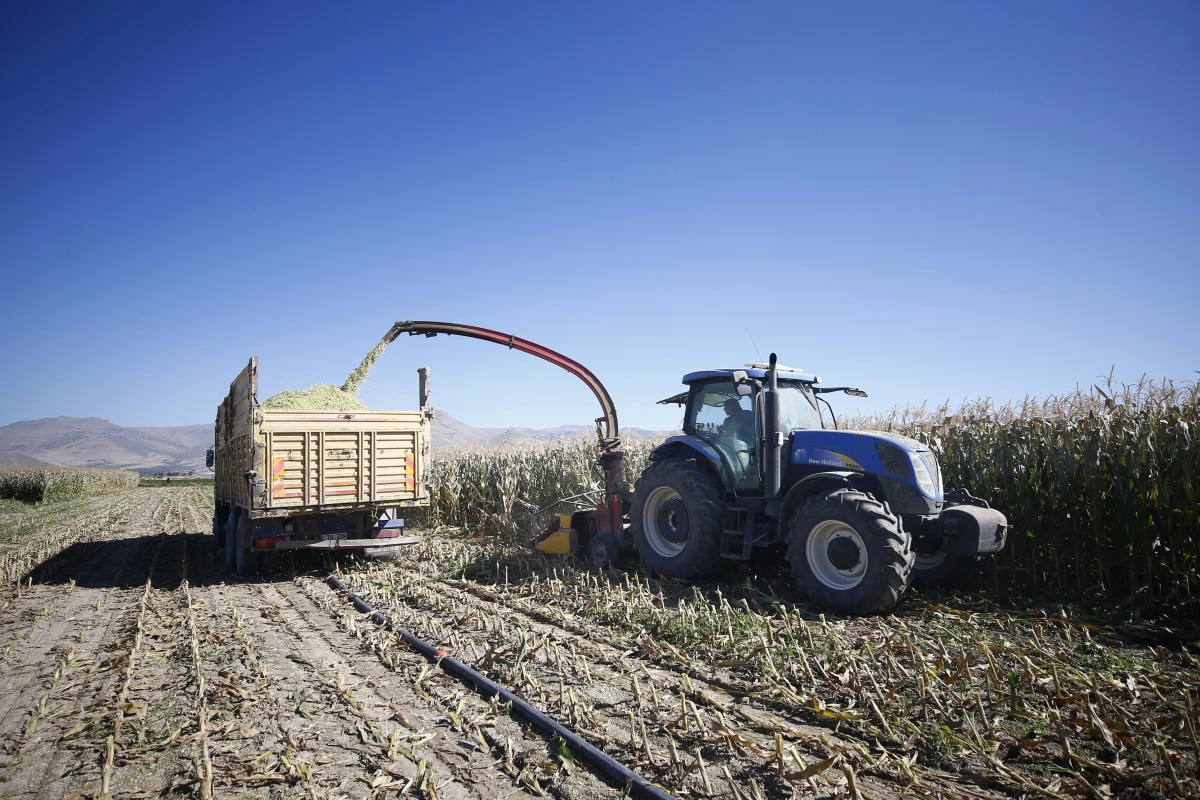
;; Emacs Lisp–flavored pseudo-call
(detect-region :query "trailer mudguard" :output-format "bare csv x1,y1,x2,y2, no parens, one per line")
649,435,736,493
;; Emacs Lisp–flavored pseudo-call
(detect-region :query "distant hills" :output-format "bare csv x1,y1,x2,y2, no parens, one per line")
0,413,666,473
0,417,210,474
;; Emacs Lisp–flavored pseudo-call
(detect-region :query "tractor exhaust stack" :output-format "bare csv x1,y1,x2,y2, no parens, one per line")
764,352,782,498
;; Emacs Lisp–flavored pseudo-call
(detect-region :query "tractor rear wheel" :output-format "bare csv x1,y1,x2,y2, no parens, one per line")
786,489,913,615
631,460,724,580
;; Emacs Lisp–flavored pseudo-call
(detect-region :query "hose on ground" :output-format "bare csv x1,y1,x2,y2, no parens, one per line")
325,573,678,800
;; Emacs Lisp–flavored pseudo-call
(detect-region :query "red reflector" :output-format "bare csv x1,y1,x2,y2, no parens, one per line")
374,529,399,539
254,537,284,549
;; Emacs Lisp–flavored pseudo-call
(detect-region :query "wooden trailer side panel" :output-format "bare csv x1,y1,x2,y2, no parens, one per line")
261,411,428,510
215,360,430,517
215,357,258,509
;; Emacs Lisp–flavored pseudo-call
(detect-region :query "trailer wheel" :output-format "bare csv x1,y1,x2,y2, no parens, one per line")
213,504,226,548
587,532,621,568
224,508,239,568
234,515,260,577
631,459,724,580
786,489,913,615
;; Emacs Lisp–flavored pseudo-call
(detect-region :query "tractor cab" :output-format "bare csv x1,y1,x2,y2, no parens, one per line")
637,355,1009,615
662,368,823,491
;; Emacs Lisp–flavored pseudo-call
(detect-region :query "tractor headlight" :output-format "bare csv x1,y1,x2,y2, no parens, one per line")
908,451,938,497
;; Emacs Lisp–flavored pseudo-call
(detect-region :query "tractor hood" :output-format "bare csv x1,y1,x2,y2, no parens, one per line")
790,429,943,500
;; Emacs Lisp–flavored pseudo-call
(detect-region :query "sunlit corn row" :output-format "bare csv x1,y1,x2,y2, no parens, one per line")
357,535,1200,799
428,434,664,536
845,377,1200,602
0,467,140,504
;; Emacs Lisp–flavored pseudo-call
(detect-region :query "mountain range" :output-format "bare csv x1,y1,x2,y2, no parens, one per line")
0,413,665,474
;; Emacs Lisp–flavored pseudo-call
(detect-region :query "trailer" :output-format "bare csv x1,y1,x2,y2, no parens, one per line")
209,357,431,574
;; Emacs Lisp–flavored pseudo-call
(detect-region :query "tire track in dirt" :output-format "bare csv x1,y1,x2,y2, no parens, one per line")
170,488,614,799
0,491,185,799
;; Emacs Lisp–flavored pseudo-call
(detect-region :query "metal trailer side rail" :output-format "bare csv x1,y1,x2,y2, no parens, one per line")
325,574,677,800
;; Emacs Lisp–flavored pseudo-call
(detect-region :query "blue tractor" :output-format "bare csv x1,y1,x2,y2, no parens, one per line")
633,354,1008,615
384,322,1007,617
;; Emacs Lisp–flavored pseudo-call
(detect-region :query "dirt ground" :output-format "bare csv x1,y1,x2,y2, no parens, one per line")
0,488,620,799
0,487,1195,799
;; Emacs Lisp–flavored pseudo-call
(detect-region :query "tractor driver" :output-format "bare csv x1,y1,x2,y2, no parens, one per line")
720,398,754,445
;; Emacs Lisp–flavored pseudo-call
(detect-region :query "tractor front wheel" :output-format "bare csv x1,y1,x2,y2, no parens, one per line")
631,460,724,580
786,490,913,615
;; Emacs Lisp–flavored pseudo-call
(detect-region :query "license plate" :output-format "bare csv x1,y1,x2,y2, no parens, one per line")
320,533,346,541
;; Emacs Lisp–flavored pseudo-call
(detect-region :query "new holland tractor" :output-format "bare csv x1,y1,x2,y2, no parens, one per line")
384,322,1008,616
630,354,1008,615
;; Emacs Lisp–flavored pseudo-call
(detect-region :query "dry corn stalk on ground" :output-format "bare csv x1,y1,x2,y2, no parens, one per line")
0,484,1195,799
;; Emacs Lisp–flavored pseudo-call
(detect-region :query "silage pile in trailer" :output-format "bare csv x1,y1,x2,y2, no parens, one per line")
0,467,140,503
262,384,370,411
262,331,392,411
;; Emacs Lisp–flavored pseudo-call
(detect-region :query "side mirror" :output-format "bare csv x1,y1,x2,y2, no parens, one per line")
205,447,215,469
846,388,868,398
731,369,754,396
736,383,753,397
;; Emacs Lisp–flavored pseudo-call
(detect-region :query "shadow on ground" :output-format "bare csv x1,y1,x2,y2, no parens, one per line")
28,533,334,591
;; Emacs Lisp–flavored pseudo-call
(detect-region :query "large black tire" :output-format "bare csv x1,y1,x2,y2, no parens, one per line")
631,460,724,580
786,489,913,615
234,514,260,577
213,504,227,548
224,508,239,568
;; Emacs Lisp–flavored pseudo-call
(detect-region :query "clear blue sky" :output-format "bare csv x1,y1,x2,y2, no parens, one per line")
1,2,1197,431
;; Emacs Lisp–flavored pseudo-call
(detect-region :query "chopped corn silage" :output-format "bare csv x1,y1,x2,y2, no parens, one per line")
262,331,393,411
262,384,369,411
341,332,392,396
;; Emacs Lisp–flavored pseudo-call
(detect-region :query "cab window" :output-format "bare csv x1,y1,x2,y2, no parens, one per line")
686,381,758,489
777,383,821,433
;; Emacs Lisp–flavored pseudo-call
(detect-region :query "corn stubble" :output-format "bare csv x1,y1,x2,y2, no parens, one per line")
330,528,1200,800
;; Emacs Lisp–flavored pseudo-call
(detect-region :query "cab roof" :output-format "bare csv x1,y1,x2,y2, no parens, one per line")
681,368,822,385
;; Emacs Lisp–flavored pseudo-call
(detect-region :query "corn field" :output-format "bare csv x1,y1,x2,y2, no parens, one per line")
429,434,664,536
0,467,140,504
430,377,1199,603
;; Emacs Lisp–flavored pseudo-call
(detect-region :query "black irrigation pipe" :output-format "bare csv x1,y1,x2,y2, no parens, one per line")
325,573,679,800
